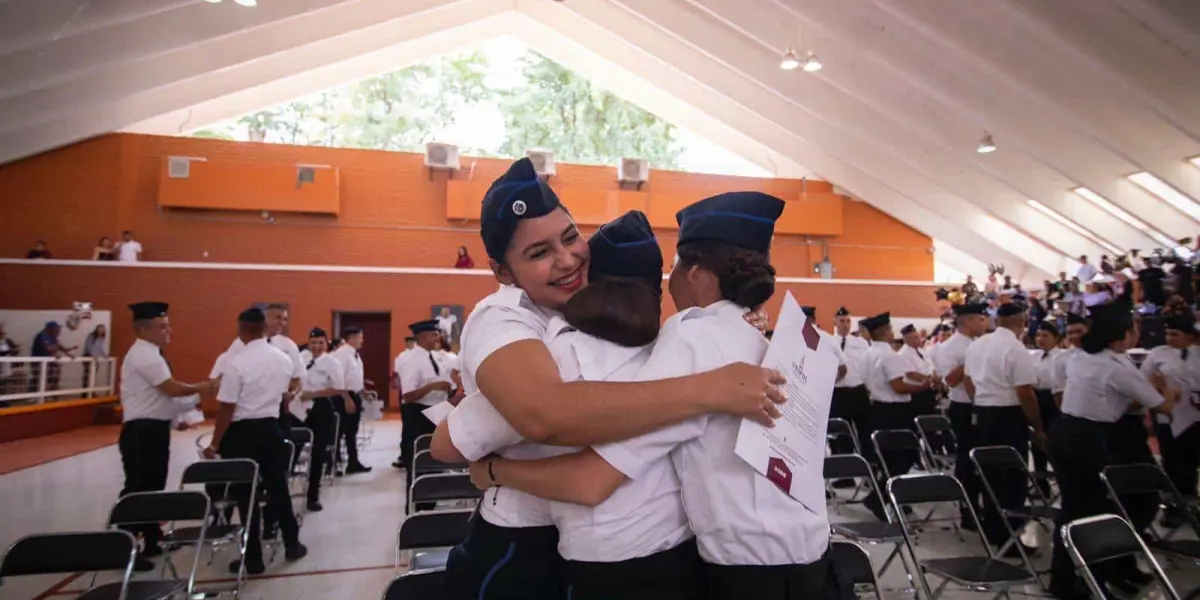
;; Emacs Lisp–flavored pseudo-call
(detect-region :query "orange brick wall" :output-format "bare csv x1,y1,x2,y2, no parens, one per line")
0,133,934,281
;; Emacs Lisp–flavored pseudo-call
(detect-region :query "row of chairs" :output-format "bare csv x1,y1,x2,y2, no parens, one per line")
0,459,262,599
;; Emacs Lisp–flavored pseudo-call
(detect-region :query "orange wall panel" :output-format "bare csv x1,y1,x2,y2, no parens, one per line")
158,160,341,215
0,133,932,280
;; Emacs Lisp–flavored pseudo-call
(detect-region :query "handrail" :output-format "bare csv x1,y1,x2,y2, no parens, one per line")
0,356,117,405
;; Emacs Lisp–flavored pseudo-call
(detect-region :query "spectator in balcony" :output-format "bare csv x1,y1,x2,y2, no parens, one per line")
84,325,108,359
0,324,19,396
961,275,979,297
31,321,75,392
984,271,999,299
26,240,51,259
454,245,475,269
116,230,143,262
1074,254,1098,283
92,237,116,261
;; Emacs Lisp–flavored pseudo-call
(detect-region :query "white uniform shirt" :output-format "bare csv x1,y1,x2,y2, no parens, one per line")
818,330,848,384
437,313,458,338
222,336,305,381
593,301,830,566
393,349,413,378
897,344,933,385
833,333,869,388
120,339,191,421
1034,348,1062,390
216,338,293,421
117,240,142,262
932,332,974,404
331,344,364,391
398,346,450,407
299,348,313,367
963,328,1038,407
303,353,345,394
1051,347,1081,395
1062,350,1164,422
1140,345,1198,427
1075,263,1098,283
446,285,562,527
864,341,911,404
433,349,461,374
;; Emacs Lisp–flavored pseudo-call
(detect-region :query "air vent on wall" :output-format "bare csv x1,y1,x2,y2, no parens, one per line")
425,142,460,170
618,158,649,185
167,156,206,179
526,149,556,177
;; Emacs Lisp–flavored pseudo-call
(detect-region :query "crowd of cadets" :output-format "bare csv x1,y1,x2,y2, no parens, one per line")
112,155,1199,599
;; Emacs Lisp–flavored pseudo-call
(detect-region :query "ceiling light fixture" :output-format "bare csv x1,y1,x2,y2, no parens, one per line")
234,0,257,5
1189,155,1200,168
1127,172,1200,222
780,49,800,71
1073,187,1177,248
802,52,823,72
976,132,996,154
202,0,222,3
1026,199,1124,255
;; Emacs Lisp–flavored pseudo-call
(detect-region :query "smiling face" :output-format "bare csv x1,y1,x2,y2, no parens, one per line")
1035,329,1059,351
1166,328,1194,350
492,207,589,311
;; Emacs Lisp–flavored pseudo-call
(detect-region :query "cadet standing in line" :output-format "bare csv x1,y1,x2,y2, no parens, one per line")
119,302,217,570
203,308,308,575
898,324,938,415
831,306,871,460
1030,321,1063,496
397,319,454,510
298,327,345,511
1051,313,1088,407
331,326,371,474
1141,314,1200,528
1047,304,1176,600
962,303,1043,557
931,302,988,529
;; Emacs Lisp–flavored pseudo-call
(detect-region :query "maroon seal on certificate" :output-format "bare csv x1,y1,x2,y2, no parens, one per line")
766,456,793,493
801,318,821,352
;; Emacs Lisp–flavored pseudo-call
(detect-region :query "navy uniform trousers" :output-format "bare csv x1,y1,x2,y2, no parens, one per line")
218,417,301,566
973,405,1029,547
1029,389,1060,496
947,401,983,523
118,419,172,549
830,385,871,455
1110,414,1159,531
705,549,855,600
565,540,702,600
443,514,566,600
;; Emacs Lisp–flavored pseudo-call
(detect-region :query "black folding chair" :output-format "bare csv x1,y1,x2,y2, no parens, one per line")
1101,464,1200,579
108,491,210,597
288,427,314,497
0,530,155,600
167,458,259,596
824,455,914,590
1063,514,1182,600
828,417,862,455
830,540,884,600
970,445,1060,588
407,473,483,515
412,448,467,476
396,509,473,572
414,433,433,457
915,414,956,473
874,429,957,533
888,473,1036,600
382,567,446,600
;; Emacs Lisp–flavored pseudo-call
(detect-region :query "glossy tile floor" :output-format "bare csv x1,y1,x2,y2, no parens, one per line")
0,420,1195,599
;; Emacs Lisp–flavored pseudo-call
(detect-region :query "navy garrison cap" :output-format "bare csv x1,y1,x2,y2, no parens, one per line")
308,327,327,338
1066,313,1088,326
1037,321,1060,337
589,210,662,287
238,308,265,324
128,302,168,321
408,320,440,335
864,312,891,331
1164,314,1196,335
676,191,785,253
996,304,1026,317
900,324,916,335
953,303,987,316
480,157,565,261
835,306,850,317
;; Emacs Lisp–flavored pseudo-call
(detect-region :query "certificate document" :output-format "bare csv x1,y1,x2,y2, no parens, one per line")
734,291,838,513
423,400,455,426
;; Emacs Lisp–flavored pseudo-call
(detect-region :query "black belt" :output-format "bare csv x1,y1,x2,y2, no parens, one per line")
123,418,171,426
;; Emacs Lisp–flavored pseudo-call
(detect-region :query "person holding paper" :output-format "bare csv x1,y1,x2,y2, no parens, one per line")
398,319,454,511
931,302,989,529
1031,321,1064,496
297,327,343,511
861,312,931,521
962,303,1043,556
898,324,938,415
1140,314,1200,528
830,306,870,460
118,302,218,571
466,192,847,600
428,160,787,600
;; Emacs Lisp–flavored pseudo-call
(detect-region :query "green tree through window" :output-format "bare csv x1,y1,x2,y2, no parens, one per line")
192,49,682,169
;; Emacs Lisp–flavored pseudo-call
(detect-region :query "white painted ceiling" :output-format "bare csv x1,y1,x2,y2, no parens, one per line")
2,0,1199,282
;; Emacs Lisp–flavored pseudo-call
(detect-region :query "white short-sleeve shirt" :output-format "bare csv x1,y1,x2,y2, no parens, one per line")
931,332,973,404
117,240,142,262
303,353,345,393
593,301,830,566
1062,350,1164,422
864,341,911,404
331,344,364,391
1052,347,1080,395
1034,348,1062,391
217,338,293,421
964,328,1039,407
833,333,869,388
399,346,449,407
121,338,187,421
537,318,689,563
446,285,562,527
897,344,933,384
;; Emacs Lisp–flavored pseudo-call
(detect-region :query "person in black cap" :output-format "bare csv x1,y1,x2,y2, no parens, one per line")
1141,313,1200,528
931,302,989,528
1050,312,1089,406
397,318,453,510
204,308,308,575
1030,320,1063,496
118,302,218,570
830,306,870,461
1047,304,1178,599
330,325,370,474
297,326,344,510
897,323,937,415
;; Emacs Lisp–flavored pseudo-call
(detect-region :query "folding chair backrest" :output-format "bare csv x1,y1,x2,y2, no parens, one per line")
0,530,136,577
970,445,1026,473
823,454,873,481
291,428,314,447
411,474,483,505
414,434,433,456
915,415,952,433
1065,514,1181,600
829,540,878,588
382,568,446,600
888,472,965,506
827,418,853,439
1102,463,1174,496
181,458,258,486
109,491,210,528
413,449,466,475
872,429,921,453
397,510,473,551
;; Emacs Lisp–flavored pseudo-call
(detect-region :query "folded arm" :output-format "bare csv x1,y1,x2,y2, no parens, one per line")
473,449,626,507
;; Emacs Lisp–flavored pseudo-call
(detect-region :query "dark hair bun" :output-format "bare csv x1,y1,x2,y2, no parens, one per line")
561,278,662,347
720,251,776,308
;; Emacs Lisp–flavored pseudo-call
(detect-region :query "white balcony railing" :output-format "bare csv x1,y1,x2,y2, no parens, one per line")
0,356,117,407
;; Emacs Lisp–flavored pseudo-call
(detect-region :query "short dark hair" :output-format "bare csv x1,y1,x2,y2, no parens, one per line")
264,303,288,311
676,240,775,308
123,230,132,235
561,278,661,347
342,326,363,337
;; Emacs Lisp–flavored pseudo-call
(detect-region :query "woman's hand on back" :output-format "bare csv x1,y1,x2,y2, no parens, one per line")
699,364,787,426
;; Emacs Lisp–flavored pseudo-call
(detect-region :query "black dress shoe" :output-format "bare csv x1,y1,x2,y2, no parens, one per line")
391,460,405,469
285,543,308,561
133,556,156,572
306,501,324,512
346,464,372,474
229,559,265,576
831,479,857,489
141,544,164,558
